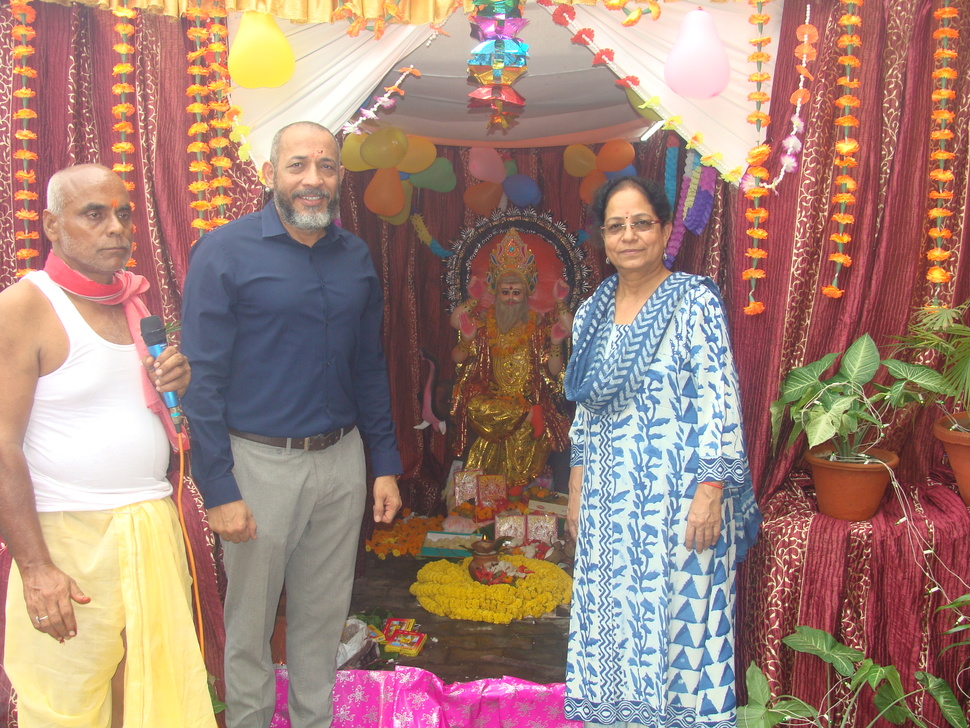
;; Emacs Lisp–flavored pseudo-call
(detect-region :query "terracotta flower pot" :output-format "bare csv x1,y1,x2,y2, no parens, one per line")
932,413,970,507
804,446,899,521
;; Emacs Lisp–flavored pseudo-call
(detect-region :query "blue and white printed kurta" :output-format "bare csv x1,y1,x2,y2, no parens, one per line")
564,273,760,728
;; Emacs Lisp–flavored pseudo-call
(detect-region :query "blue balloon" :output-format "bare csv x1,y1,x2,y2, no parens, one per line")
604,164,637,181
575,229,590,246
398,171,411,180
502,174,541,208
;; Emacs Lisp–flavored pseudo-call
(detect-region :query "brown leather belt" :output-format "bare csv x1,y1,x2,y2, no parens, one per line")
229,425,355,452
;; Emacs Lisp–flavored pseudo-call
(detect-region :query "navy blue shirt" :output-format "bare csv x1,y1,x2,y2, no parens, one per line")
181,202,402,508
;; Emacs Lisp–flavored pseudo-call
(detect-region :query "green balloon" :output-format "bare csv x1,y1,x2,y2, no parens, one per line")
410,158,457,193
503,159,518,177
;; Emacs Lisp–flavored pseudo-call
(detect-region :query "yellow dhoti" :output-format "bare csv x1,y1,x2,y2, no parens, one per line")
5,498,215,728
465,393,552,487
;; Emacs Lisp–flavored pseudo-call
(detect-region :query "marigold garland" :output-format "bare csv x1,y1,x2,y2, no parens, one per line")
110,1,139,268
10,0,38,279
366,510,445,559
924,0,960,302
185,0,213,235
410,556,572,624
824,0,862,299
206,3,233,230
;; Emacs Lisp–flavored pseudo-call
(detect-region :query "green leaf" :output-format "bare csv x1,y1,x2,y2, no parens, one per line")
745,663,772,707
772,699,818,719
916,672,969,728
849,658,875,690
885,380,908,408
874,681,913,725
883,359,950,394
783,626,864,677
937,594,970,611
769,399,787,449
780,353,839,403
804,411,839,449
838,335,880,385
737,704,768,728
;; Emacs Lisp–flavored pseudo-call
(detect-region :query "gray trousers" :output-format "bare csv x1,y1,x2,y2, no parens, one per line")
223,430,366,728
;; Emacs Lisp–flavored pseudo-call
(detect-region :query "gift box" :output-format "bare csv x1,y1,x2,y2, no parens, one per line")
453,469,482,505
494,513,558,545
477,474,507,509
384,629,427,656
382,617,415,641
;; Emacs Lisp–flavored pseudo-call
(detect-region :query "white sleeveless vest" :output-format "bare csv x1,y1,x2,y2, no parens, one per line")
23,271,172,512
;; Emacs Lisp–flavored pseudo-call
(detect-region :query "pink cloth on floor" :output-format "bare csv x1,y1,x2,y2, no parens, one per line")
271,665,582,728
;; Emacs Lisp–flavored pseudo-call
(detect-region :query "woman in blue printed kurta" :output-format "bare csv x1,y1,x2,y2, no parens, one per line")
563,178,761,728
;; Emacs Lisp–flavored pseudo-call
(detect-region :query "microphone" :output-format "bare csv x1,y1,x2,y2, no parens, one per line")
139,315,183,433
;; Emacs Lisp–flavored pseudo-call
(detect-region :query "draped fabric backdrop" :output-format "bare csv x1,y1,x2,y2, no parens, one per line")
2,0,970,724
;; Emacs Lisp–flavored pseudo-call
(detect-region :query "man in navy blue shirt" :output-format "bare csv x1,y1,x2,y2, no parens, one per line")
181,121,402,728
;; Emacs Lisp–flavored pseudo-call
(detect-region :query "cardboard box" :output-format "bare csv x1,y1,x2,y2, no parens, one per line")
382,617,415,641
494,513,558,545
528,494,568,518
419,531,482,559
384,629,427,656
477,474,507,508
453,469,482,505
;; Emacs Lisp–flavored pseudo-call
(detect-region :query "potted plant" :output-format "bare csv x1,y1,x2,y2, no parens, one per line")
895,301,970,505
770,334,948,520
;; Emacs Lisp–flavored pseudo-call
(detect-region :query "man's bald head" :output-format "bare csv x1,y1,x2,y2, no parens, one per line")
46,165,124,216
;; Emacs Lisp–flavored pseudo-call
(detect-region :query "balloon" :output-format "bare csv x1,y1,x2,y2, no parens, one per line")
378,181,413,225
410,158,457,193
364,167,405,217
468,147,506,183
605,164,637,181
360,127,408,169
579,170,607,205
227,12,295,89
341,133,373,172
596,140,635,173
503,174,541,208
398,136,437,174
504,160,518,177
663,8,730,99
463,181,504,216
563,144,597,177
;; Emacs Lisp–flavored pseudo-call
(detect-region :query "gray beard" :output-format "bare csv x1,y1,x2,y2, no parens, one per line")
495,300,529,334
275,190,338,230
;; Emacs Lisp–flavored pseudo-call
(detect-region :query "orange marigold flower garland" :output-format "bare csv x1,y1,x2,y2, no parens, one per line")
206,3,233,230
185,0,213,234
111,0,139,268
824,0,862,299
10,0,39,278
925,0,959,300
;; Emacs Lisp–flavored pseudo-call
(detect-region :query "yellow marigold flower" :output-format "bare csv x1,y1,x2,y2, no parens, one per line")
212,195,232,207
15,209,38,221
746,248,768,259
112,162,134,173
838,76,861,89
210,176,233,188
929,190,954,200
838,54,861,67
15,170,36,183
748,91,771,103
112,83,135,95
187,122,210,135
927,248,951,261
187,65,210,76
123,181,135,192
746,144,771,167
835,95,861,109
928,207,954,219
932,110,956,123
189,181,210,193
745,207,768,223
749,35,772,46
12,25,36,42
209,24,229,38
112,141,135,154
210,156,232,169
931,129,955,141
16,248,39,260
191,218,211,230
747,111,771,126
748,52,772,64
835,175,857,190
112,6,137,18
13,149,38,160
742,268,766,280
933,28,958,40
13,65,38,78
112,102,135,118
928,227,952,240
114,121,134,134
210,7,228,17
186,84,208,97
190,200,213,211
829,252,852,267
186,102,209,115
12,45,35,59
832,213,855,226
832,192,856,206
745,187,768,200
838,14,862,26
746,228,769,240
210,217,230,228
835,115,859,127
186,48,206,62
14,190,38,201
933,89,956,102
210,62,228,76
822,285,844,299
834,156,858,168
183,6,205,18
748,72,771,83
830,232,852,245
187,141,210,154
112,63,134,76
935,49,957,61
934,7,959,18
747,166,769,179
15,129,37,140
210,119,233,130
14,270,31,279
189,160,212,174
208,42,228,54
835,138,860,156
15,230,40,240
209,100,231,113
927,266,952,284
13,88,36,98
186,27,209,41
113,43,134,55
13,109,37,120
930,169,954,183
749,13,771,24
932,68,958,81
837,34,861,48
209,136,230,149
207,80,230,93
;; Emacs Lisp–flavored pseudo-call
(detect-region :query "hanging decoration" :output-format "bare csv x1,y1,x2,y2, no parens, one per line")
562,140,636,206
185,1,214,236
664,8,730,99
10,0,38,279
467,1,529,130
410,214,454,259
464,148,543,215
924,0,960,303
205,5,233,231
823,0,863,300
111,0,138,269
226,11,295,89
342,66,424,137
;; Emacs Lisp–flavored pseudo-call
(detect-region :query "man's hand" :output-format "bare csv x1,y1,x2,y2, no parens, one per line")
683,482,723,553
21,562,90,642
373,475,402,524
207,500,257,543
143,346,191,398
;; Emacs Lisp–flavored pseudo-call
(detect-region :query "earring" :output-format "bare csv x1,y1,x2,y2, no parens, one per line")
605,257,613,266
663,253,669,263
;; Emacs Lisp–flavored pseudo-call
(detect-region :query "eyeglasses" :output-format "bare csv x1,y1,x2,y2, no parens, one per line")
600,219,662,238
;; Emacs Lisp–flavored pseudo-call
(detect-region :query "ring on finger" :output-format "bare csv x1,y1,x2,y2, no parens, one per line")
34,615,49,626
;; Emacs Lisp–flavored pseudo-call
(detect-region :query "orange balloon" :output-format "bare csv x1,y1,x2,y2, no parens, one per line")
579,170,607,205
463,181,504,217
378,181,413,225
596,140,636,173
364,168,405,217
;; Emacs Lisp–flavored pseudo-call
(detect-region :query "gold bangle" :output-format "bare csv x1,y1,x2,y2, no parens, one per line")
457,337,474,354
548,343,563,358
464,298,479,311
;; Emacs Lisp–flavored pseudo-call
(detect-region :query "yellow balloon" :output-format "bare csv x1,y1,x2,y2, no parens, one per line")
341,133,373,172
397,136,437,174
227,12,295,89
378,181,413,225
360,127,409,169
563,144,596,178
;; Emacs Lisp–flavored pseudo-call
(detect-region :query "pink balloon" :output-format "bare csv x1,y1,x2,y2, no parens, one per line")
468,147,507,183
663,8,730,99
